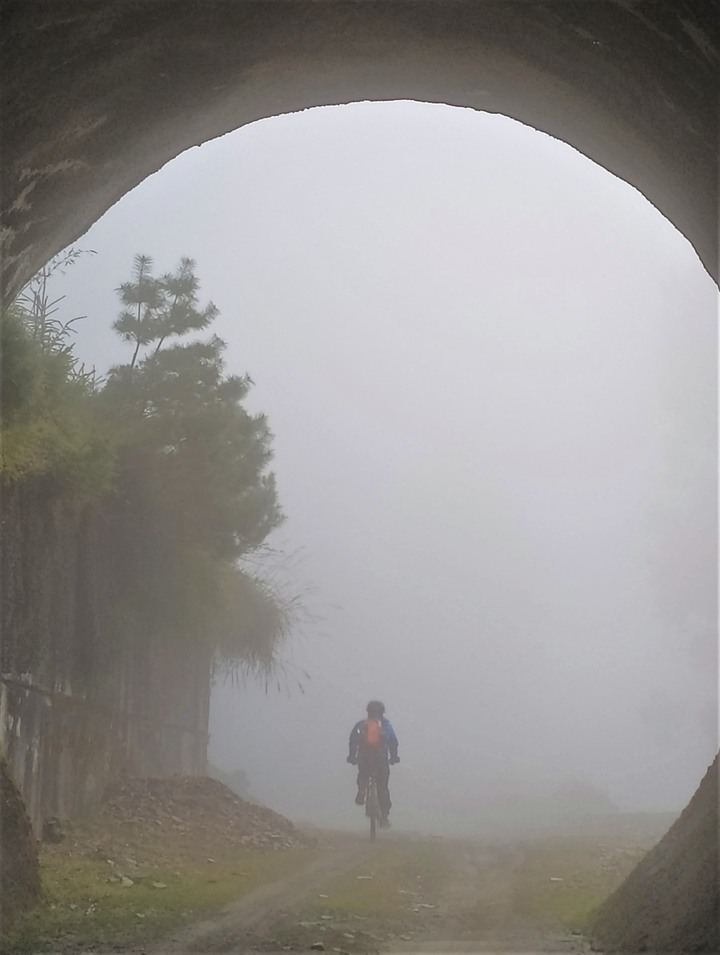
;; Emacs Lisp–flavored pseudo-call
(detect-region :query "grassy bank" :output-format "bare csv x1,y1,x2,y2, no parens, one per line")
2,844,313,953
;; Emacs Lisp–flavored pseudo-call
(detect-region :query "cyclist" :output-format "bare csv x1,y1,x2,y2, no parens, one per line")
347,700,399,828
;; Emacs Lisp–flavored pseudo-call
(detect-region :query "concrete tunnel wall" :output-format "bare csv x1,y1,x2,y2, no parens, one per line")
1,0,718,303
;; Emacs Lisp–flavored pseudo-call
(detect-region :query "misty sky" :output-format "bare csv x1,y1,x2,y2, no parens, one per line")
54,101,717,830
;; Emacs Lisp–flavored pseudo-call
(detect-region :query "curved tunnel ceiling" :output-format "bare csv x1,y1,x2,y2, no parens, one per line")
1,1,718,302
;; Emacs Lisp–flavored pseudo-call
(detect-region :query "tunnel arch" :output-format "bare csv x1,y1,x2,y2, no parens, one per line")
1,1,717,302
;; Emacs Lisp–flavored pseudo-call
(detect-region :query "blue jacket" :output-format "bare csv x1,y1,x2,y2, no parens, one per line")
349,716,398,762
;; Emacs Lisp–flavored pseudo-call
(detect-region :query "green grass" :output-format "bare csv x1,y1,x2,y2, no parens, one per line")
511,836,648,933
2,846,313,953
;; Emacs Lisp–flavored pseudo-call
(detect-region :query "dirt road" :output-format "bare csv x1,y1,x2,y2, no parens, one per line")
9,777,670,955
146,832,590,955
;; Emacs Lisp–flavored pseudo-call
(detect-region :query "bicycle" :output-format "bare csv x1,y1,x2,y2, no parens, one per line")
349,751,398,840
364,770,381,841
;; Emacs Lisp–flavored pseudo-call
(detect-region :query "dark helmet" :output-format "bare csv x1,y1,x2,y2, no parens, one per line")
366,700,385,718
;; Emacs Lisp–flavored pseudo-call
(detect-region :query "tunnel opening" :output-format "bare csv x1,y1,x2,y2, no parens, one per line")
30,99,716,834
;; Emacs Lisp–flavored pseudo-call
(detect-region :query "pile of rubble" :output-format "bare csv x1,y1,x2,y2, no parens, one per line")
96,775,305,851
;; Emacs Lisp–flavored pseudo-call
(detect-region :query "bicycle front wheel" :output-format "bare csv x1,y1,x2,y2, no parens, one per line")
367,780,379,841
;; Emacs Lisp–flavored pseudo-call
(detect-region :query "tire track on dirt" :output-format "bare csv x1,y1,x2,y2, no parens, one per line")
150,834,379,954
404,840,527,944
391,839,588,953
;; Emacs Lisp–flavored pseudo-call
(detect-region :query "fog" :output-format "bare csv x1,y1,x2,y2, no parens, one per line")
55,102,717,834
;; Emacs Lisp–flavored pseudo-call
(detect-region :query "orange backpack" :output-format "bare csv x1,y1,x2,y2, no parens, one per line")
362,718,382,749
